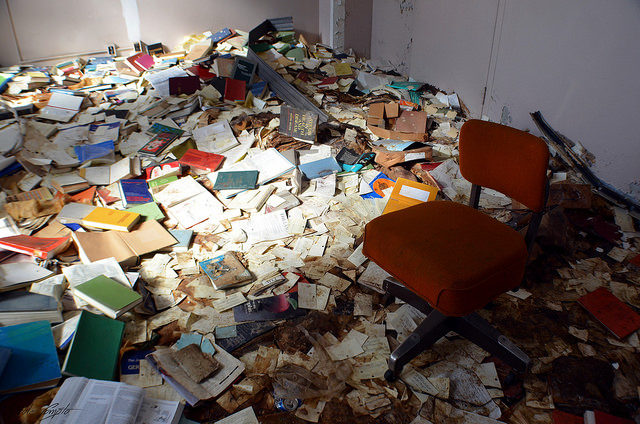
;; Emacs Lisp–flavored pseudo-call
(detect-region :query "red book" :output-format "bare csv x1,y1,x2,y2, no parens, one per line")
125,52,145,74
178,149,224,172
69,186,97,204
223,78,246,101
584,410,634,424
578,287,640,339
629,253,640,267
133,54,154,71
169,76,200,95
187,65,216,82
0,235,70,260
552,410,584,424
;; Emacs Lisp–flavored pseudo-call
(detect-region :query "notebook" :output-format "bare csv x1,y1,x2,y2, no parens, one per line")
62,311,124,381
0,320,61,394
0,291,62,326
72,275,142,319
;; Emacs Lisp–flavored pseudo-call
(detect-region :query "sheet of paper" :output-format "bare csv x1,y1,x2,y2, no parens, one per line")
347,243,367,267
353,293,373,316
214,406,259,424
326,329,368,361
307,234,329,257
298,282,317,309
358,262,390,293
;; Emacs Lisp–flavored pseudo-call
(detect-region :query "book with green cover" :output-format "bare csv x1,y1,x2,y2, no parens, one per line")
72,275,142,319
126,202,165,221
148,175,178,189
62,311,124,381
212,170,259,190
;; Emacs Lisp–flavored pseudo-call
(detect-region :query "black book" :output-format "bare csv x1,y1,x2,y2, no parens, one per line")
279,104,318,144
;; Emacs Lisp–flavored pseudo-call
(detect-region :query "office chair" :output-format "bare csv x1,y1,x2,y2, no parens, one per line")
363,119,549,381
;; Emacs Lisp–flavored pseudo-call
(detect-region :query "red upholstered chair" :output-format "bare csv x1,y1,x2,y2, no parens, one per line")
363,119,550,381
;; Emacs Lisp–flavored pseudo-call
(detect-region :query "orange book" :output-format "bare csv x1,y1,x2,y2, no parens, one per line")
0,235,70,260
382,178,439,215
82,207,140,232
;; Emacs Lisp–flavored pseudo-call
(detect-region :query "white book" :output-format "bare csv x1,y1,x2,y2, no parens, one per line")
39,92,84,122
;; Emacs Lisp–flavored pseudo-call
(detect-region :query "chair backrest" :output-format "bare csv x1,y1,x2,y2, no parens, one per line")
459,119,550,212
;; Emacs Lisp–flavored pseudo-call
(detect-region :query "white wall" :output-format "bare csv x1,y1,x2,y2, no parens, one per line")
0,0,320,65
371,0,640,200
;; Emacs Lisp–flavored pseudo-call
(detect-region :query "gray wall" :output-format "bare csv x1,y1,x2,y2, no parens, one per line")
371,0,640,200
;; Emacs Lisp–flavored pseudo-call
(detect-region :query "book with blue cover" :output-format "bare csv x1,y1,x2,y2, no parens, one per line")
119,179,153,207
0,320,61,394
74,140,115,163
298,157,342,180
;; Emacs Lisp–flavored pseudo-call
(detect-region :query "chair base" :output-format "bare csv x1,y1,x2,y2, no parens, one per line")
383,278,531,382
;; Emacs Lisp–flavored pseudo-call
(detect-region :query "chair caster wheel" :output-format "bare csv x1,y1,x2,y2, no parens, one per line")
384,370,397,382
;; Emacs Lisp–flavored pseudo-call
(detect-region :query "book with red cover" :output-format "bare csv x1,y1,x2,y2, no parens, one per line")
578,287,640,339
552,410,584,424
169,76,200,95
0,235,69,260
223,78,246,101
133,54,154,71
124,53,145,74
584,410,634,424
178,149,224,172
187,65,216,82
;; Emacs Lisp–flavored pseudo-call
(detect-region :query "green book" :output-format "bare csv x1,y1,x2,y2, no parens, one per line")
148,175,178,189
212,170,259,190
126,202,165,221
62,310,124,381
72,275,142,319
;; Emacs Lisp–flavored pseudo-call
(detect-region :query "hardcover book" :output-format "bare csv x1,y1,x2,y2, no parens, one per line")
178,149,224,172
138,124,184,156
279,104,318,144
118,179,153,207
212,170,259,190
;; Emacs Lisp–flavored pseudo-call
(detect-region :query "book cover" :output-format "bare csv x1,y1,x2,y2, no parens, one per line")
178,149,224,172
199,252,253,290
0,291,59,314
231,57,256,83
0,235,70,260
74,140,115,163
382,178,439,215
97,184,121,205
169,76,200,95
62,311,124,381
279,105,318,144
82,207,141,232
126,202,165,221
138,124,184,156
148,175,178,189
578,287,640,339
233,293,305,322
223,78,246,101
210,27,234,44
298,157,342,180
133,53,154,70
584,410,634,424
0,321,61,394
216,321,276,353
552,410,585,424
186,65,216,82
168,229,193,250
212,170,259,190
73,275,142,319
119,179,153,207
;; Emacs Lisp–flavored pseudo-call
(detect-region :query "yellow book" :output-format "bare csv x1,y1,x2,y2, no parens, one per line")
81,207,140,232
382,178,439,215
333,62,353,76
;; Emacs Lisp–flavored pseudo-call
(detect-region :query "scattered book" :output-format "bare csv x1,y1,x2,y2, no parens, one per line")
552,410,586,424
0,320,61,394
44,377,184,424
178,149,224,172
39,92,83,122
215,321,276,353
223,78,246,101
167,229,193,252
279,104,318,144
72,275,142,319
73,219,177,266
73,140,115,164
0,235,70,260
382,177,439,214
126,201,165,221
119,179,153,207
298,157,342,180
169,75,200,95
211,170,259,190
138,123,185,157
62,310,124,381
79,156,141,186
200,252,253,290
231,57,257,83
51,174,90,194
56,202,96,224
82,206,141,232
578,287,640,339
0,262,54,293
0,291,62,326
233,292,305,323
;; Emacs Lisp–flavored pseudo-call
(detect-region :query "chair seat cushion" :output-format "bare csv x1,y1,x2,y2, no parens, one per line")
363,201,527,316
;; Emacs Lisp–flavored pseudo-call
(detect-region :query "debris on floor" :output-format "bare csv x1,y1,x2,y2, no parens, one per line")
0,17,639,424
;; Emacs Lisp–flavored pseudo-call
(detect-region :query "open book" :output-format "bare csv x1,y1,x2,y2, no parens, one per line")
41,377,183,424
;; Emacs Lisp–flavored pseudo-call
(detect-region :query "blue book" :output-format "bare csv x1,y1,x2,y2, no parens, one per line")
361,172,396,199
210,28,233,44
0,291,62,325
118,179,153,208
0,321,61,394
168,229,193,251
74,140,114,163
298,157,342,180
